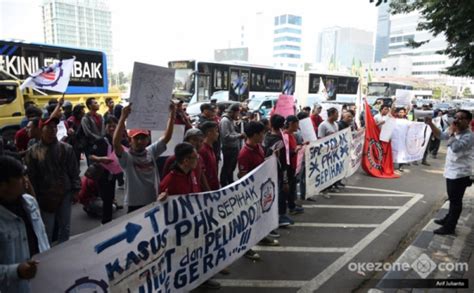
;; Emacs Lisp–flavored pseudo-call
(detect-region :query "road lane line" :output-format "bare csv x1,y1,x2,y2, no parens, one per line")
252,246,350,253
298,193,424,293
293,223,379,228
345,185,414,195
320,193,413,197
302,204,401,209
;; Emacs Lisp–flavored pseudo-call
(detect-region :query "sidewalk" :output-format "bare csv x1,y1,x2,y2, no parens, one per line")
371,186,474,293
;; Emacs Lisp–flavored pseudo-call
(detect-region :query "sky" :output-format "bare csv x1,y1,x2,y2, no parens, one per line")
0,0,380,72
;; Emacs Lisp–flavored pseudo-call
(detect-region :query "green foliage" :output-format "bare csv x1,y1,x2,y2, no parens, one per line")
390,0,474,77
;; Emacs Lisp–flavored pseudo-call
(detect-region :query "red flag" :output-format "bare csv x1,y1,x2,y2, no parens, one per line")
361,100,399,178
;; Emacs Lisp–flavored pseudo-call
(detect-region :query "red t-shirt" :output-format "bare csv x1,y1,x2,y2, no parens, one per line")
471,120,474,132
238,143,265,175
310,114,323,134
199,143,219,190
284,130,297,170
91,113,103,131
162,154,204,181
14,127,30,152
160,168,201,195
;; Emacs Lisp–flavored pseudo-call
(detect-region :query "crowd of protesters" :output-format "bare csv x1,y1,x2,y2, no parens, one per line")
1,93,472,292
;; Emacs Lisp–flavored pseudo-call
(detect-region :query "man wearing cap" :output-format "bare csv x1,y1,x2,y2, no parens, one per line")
162,128,210,191
24,116,81,244
113,103,176,213
219,103,245,187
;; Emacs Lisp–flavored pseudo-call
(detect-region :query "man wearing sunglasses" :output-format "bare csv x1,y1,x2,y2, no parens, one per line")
425,110,473,235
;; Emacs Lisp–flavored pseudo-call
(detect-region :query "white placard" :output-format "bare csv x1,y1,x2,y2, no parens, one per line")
127,62,175,130
151,125,185,157
391,119,432,163
299,117,317,142
379,117,397,142
31,157,279,293
395,89,413,106
56,121,68,141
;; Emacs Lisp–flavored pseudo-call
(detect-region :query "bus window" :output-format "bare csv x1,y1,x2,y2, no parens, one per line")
197,74,210,102
0,84,18,105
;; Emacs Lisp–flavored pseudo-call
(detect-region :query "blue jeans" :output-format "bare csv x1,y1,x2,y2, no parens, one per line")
41,191,73,244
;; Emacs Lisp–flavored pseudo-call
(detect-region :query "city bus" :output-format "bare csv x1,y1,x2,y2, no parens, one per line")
0,40,109,94
168,60,296,104
367,81,414,104
294,72,359,108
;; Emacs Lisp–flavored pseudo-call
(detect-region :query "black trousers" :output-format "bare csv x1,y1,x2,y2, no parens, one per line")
99,172,116,224
443,177,472,230
220,147,239,187
429,138,441,156
279,168,297,215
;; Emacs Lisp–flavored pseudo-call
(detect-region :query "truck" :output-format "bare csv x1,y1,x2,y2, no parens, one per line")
0,40,121,144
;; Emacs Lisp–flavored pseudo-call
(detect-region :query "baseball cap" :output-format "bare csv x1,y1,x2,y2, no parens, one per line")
184,128,204,140
39,117,60,128
128,129,150,138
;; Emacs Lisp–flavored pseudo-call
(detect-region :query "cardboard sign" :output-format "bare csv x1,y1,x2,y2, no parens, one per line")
274,94,295,118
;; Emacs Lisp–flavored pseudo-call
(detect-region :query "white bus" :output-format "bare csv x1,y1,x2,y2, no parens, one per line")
295,72,359,108
168,60,296,104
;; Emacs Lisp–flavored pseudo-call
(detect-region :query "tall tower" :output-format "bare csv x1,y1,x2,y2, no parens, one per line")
273,14,303,69
42,0,113,69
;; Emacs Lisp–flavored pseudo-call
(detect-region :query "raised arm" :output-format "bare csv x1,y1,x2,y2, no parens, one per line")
161,103,176,144
114,104,131,157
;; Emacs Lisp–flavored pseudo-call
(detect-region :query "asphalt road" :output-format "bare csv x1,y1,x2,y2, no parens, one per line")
70,146,450,293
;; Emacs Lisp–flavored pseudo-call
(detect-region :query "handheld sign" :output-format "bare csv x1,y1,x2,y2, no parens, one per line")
274,94,295,118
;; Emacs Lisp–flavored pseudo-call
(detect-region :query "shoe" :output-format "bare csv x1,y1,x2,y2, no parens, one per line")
279,216,291,227
413,161,419,166
258,236,279,246
433,226,455,235
306,197,317,202
434,218,447,226
244,249,261,261
269,230,280,238
280,214,294,225
336,182,346,188
289,206,304,215
422,161,431,166
199,280,221,290
432,154,437,159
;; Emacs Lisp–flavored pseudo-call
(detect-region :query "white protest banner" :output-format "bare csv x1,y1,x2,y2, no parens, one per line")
299,117,317,142
391,119,432,163
395,89,413,106
151,125,186,157
56,120,68,141
345,128,365,178
320,103,342,121
305,128,351,195
128,62,175,130
31,156,278,293
274,94,295,117
379,116,396,142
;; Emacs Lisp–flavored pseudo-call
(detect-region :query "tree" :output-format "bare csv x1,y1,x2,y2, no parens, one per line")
390,0,474,77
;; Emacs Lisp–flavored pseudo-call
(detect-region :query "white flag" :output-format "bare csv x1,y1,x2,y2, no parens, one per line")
318,77,328,101
20,58,75,93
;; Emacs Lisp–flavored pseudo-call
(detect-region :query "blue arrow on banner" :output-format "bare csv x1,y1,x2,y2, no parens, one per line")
94,222,143,254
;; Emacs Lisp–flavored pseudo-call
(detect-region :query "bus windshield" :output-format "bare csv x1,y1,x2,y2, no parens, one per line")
0,83,17,105
173,68,194,96
368,84,389,97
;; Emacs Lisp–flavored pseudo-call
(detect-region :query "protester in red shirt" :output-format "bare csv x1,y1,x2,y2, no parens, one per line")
284,115,304,215
310,103,323,135
198,121,220,191
14,106,43,153
159,142,201,196
162,128,210,191
238,121,279,261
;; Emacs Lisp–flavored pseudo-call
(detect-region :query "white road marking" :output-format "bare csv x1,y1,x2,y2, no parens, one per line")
322,193,413,197
345,185,411,195
293,223,379,228
216,279,307,288
252,246,350,253
302,204,401,210
298,192,424,293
